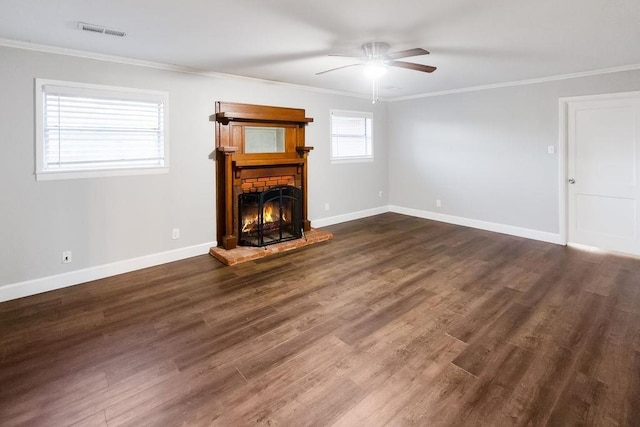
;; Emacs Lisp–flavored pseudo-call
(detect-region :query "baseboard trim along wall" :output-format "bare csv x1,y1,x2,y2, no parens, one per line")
2,206,563,303
389,205,563,245
311,206,391,228
0,242,216,303
313,205,562,245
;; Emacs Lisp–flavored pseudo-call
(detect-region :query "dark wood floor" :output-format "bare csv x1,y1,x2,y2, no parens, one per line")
1,213,640,426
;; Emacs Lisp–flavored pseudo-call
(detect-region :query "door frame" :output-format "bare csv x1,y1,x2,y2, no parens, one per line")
558,90,640,246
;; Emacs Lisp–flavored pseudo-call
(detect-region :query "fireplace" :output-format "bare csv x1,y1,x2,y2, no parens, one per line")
239,185,302,247
210,103,335,264
211,102,314,250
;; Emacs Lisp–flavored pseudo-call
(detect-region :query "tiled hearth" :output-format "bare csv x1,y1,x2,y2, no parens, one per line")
209,228,333,265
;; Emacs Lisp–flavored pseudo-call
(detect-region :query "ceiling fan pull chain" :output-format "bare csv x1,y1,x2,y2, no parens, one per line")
372,77,378,104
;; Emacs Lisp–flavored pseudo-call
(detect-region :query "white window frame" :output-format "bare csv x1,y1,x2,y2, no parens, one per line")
35,78,169,181
330,110,374,164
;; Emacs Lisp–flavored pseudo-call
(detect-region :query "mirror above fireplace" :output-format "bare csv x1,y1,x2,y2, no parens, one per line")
244,127,285,153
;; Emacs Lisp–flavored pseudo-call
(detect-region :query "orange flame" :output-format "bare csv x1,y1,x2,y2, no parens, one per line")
241,202,294,235
263,204,275,223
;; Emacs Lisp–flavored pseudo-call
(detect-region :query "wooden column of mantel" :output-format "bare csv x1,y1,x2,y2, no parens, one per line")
297,146,313,232
217,146,237,249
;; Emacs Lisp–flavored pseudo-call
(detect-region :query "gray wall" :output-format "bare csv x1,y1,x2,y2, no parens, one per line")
3,43,637,293
0,46,388,288
388,70,640,234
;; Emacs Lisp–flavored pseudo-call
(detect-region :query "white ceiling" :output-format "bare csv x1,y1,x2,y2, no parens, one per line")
1,0,639,99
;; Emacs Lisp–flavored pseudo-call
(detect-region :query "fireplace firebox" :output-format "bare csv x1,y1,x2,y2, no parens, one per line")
238,185,302,247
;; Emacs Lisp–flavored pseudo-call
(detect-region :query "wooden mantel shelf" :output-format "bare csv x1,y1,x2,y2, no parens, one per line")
211,112,313,126
296,146,314,154
234,158,305,167
216,146,238,153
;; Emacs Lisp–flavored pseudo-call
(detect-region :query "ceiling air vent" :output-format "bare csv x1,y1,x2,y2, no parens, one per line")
77,22,126,37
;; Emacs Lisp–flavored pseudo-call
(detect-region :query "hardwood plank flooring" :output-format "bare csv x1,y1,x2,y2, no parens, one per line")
1,212,640,426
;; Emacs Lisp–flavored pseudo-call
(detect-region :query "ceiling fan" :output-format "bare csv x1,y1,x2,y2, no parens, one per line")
316,42,437,76
317,42,436,103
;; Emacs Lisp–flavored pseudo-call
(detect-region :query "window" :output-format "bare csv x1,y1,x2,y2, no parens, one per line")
330,110,373,163
35,79,169,180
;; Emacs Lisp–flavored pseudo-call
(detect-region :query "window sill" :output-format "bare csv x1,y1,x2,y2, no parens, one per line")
330,157,374,165
35,167,169,181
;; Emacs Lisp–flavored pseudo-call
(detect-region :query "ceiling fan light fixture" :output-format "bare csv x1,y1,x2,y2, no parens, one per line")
317,42,434,103
363,60,387,79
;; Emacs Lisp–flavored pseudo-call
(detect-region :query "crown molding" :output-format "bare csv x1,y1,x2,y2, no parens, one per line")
4,37,637,103
389,63,640,101
0,37,373,101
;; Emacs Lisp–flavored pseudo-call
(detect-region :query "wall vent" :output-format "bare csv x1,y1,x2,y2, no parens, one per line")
77,22,126,37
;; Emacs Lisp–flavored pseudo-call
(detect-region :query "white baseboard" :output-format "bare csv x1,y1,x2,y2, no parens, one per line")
0,241,216,303
389,205,562,245
1,206,562,303
311,205,391,228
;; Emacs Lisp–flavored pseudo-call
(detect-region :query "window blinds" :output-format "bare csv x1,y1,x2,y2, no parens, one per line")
330,112,373,159
42,87,165,171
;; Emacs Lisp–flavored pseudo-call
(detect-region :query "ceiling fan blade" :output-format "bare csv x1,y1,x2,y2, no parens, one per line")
389,61,437,73
385,48,430,60
316,63,362,75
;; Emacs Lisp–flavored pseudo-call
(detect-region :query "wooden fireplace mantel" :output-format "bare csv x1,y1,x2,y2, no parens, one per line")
212,102,314,250
211,112,313,126
210,102,313,127
232,157,306,168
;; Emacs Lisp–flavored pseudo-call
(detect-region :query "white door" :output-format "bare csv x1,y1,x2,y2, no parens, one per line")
567,95,640,255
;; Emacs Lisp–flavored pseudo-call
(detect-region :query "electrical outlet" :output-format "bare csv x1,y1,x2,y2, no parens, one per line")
324,203,330,211
436,199,442,208
378,190,383,197
172,228,180,240
62,251,72,264
547,145,555,154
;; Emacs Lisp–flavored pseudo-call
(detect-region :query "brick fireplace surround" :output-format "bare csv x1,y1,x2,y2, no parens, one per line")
209,102,332,264
241,175,295,193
